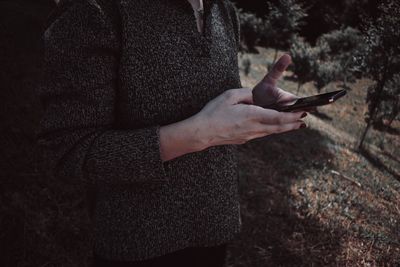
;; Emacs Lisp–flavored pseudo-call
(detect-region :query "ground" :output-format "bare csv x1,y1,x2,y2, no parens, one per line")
225,47,400,266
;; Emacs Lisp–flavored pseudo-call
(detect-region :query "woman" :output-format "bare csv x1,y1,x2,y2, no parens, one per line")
36,0,307,266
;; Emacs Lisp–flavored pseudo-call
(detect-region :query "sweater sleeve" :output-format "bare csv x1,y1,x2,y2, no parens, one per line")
227,1,241,52
36,0,169,186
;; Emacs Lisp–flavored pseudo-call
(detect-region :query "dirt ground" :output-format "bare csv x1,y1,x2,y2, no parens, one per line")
225,47,400,266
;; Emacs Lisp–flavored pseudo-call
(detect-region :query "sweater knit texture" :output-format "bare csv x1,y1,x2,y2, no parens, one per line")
37,0,242,261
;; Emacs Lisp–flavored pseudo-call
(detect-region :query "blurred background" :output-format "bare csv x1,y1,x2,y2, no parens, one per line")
0,0,399,266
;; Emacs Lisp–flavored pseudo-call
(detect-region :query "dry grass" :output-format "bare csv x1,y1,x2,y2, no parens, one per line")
226,47,400,266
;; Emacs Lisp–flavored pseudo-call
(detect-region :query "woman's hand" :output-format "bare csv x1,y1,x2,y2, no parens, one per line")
159,54,308,162
253,54,299,108
159,88,306,161
190,88,306,148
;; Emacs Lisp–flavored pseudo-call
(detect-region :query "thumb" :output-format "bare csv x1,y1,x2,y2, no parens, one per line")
225,88,254,105
262,54,292,86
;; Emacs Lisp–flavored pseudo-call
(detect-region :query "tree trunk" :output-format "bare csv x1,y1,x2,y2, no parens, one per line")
359,74,388,150
342,60,350,89
387,97,399,126
359,119,372,150
359,55,395,150
296,82,301,94
272,49,279,65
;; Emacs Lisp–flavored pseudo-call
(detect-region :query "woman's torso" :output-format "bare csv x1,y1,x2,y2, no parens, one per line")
90,0,242,261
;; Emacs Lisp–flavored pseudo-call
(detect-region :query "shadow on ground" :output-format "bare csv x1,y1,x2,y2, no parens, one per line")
360,146,400,181
312,110,333,121
227,128,344,266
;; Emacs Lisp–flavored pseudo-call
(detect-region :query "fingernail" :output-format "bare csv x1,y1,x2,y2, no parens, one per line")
300,123,307,129
301,112,308,118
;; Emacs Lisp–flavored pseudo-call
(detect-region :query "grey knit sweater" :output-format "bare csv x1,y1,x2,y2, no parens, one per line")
36,0,242,261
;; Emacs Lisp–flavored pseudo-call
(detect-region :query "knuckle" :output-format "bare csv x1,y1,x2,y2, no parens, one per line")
273,115,282,125
224,89,236,100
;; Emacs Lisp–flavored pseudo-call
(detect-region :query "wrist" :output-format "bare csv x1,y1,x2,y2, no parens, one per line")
186,114,210,152
159,115,209,162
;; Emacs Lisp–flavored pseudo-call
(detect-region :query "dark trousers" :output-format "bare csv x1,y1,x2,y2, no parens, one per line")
93,243,228,267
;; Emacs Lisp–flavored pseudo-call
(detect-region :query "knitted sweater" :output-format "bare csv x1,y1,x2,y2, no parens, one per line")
36,0,242,261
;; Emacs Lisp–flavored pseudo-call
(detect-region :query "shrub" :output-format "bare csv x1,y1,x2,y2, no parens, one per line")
316,27,365,88
263,0,308,63
237,9,264,52
289,36,318,93
314,60,341,93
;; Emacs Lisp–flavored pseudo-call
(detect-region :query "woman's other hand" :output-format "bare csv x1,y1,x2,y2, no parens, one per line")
252,54,299,108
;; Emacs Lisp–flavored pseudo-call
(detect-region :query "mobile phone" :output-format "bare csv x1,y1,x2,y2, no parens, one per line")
263,89,347,112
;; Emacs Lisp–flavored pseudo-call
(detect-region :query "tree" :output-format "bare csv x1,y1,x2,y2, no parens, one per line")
313,60,341,93
237,9,264,52
263,0,308,64
289,36,318,94
357,0,400,149
367,74,400,130
242,57,252,77
382,74,400,127
316,27,364,89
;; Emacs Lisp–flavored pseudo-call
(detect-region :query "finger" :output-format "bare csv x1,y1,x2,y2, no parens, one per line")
224,88,254,105
296,107,317,113
262,54,292,86
289,107,318,113
269,121,307,134
250,121,306,139
253,107,307,125
276,87,299,103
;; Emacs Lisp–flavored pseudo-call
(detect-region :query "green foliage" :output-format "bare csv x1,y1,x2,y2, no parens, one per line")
263,0,308,50
290,27,366,93
317,27,363,57
367,74,400,128
314,61,341,92
361,2,400,79
289,36,318,92
237,9,264,51
316,27,365,86
359,0,400,131
317,26,364,71
237,0,308,54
